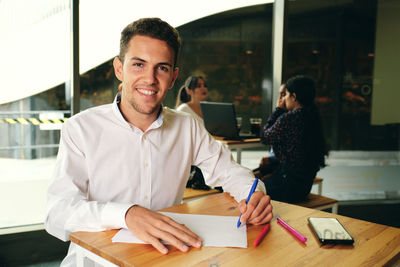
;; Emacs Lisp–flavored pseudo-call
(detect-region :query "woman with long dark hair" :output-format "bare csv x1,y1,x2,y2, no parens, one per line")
175,76,208,125
259,75,328,203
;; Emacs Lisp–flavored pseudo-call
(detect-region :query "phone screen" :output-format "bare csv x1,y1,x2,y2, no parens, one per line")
308,217,354,245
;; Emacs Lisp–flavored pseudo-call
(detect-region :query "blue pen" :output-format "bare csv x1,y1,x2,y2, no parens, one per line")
237,178,259,228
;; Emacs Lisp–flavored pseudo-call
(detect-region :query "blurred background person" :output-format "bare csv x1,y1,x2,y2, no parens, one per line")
253,83,286,179
258,75,328,203
175,75,208,125
175,75,210,190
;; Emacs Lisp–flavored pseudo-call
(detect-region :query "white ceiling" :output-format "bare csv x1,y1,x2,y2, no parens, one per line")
0,0,273,105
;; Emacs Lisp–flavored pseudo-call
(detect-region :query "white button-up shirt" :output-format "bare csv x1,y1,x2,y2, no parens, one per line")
45,94,265,265
176,103,204,126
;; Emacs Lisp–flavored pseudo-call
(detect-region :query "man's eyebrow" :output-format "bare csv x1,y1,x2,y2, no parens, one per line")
129,57,146,62
159,62,173,67
128,57,173,67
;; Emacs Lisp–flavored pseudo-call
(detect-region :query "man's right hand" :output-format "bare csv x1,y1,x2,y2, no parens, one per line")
125,205,202,254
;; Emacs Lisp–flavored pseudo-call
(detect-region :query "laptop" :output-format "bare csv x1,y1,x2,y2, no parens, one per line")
200,101,247,140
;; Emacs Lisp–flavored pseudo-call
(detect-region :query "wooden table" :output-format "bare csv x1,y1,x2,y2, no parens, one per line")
182,188,221,202
214,137,264,163
70,193,400,266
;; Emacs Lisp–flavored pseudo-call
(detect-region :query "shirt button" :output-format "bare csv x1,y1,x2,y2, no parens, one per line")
143,135,146,140
144,195,148,199
144,163,148,167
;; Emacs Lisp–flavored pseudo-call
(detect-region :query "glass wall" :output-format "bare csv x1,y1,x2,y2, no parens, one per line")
0,59,119,160
79,61,119,111
1,0,399,232
284,0,399,151
0,0,71,231
0,3,273,230
0,86,67,160
166,4,273,133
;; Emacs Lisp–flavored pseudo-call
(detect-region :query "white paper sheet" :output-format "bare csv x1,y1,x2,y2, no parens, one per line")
112,212,247,248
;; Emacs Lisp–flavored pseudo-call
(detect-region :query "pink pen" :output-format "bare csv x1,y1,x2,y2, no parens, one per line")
277,217,307,243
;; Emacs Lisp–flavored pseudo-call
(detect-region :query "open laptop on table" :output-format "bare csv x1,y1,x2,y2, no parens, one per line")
200,101,253,140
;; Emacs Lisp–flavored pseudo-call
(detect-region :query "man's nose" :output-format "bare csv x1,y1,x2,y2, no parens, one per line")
142,67,156,84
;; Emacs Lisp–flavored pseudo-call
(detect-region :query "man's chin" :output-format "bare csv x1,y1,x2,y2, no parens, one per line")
133,105,161,116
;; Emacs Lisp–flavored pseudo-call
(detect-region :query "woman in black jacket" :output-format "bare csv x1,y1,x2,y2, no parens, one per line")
259,75,328,203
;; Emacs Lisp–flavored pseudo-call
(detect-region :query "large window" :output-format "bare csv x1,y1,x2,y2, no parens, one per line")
166,4,273,133
0,3,274,232
0,0,70,231
2,0,399,233
284,0,399,151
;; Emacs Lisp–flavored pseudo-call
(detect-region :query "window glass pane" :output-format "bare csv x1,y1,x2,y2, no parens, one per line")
285,0,399,151
0,0,69,230
0,3,273,231
80,61,119,111
164,4,273,133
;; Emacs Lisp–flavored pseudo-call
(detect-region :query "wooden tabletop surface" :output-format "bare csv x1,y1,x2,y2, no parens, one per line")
70,193,400,266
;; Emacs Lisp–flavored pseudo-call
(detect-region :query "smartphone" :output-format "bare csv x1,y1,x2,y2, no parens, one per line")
308,217,354,245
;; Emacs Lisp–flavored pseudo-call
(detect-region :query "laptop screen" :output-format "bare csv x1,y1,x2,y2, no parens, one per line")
200,101,241,140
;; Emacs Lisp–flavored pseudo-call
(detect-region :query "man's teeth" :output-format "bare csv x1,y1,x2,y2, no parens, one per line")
138,89,156,95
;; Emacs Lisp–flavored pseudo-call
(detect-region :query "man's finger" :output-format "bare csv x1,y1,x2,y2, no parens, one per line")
255,211,274,225
240,200,256,223
251,194,271,218
241,192,271,224
238,200,247,214
146,235,169,254
163,217,201,242
150,227,189,253
248,203,273,225
152,217,202,249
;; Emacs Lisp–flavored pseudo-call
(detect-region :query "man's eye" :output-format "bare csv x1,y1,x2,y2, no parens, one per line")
133,62,143,67
158,66,169,72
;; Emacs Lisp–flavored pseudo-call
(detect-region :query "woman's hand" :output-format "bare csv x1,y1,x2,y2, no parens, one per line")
276,97,285,109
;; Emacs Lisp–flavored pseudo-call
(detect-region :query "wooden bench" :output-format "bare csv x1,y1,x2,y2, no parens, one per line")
182,188,221,202
294,177,338,214
295,193,338,214
313,177,323,195
183,178,338,214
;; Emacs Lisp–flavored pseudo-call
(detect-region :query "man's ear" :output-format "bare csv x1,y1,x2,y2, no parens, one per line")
168,67,179,89
291,92,297,101
113,57,123,82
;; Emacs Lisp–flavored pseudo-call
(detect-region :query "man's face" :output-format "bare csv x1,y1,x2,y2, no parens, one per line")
114,35,178,118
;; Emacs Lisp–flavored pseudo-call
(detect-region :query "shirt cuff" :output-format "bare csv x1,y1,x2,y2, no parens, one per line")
256,182,266,194
101,202,134,229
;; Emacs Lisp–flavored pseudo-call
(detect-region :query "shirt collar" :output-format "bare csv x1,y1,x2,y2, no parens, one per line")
112,92,164,131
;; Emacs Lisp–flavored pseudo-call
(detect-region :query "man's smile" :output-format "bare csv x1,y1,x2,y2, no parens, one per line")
137,88,157,96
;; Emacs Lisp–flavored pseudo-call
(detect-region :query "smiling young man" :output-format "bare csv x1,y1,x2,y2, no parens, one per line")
45,18,273,265
115,34,179,131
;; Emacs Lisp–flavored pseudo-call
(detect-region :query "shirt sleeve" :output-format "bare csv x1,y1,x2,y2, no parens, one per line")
191,121,266,202
45,121,133,242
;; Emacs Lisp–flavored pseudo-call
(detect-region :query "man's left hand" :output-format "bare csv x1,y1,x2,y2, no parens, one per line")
238,191,273,225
